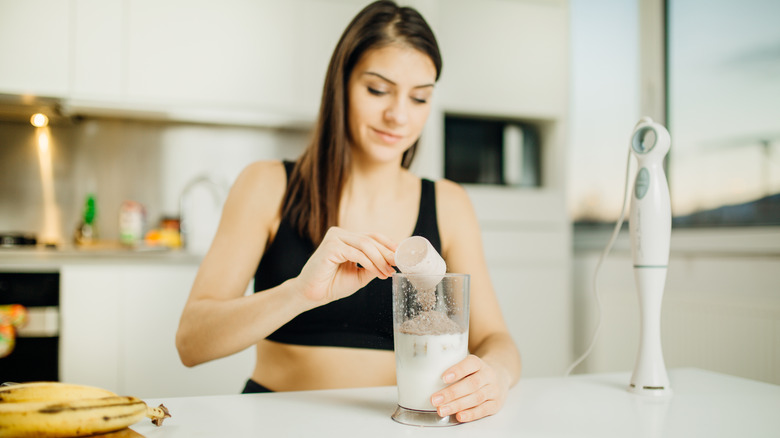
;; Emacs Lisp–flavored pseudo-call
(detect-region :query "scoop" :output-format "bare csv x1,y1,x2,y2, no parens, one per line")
394,236,446,293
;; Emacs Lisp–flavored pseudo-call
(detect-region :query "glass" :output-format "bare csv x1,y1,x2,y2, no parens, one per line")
391,273,470,427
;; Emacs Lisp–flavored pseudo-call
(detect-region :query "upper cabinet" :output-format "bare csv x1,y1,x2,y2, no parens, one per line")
69,0,367,124
434,0,568,119
1,0,365,125
0,0,71,97
71,0,123,101
0,0,568,126
123,0,361,119
123,1,300,113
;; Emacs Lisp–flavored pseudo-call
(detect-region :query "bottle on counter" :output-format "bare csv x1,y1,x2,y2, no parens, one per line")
119,200,146,247
74,194,98,246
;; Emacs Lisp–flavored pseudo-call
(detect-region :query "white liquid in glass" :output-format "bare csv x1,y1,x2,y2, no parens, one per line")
394,331,468,411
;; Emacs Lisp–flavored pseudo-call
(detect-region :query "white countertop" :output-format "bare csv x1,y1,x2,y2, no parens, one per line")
131,368,780,437
0,247,202,270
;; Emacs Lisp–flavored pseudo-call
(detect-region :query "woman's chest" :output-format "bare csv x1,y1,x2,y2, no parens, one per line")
338,198,420,242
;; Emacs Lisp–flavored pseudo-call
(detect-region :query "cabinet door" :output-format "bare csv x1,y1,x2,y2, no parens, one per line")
123,0,366,118
71,0,123,100
117,264,254,398
61,263,254,398
288,0,368,117
482,229,571,378
435,0,568,118
467,185,573,378
0,0,70,96
125,0,295,111
60,265,122,392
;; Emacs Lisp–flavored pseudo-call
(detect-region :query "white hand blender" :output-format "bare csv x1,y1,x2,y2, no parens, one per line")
627,116,672,397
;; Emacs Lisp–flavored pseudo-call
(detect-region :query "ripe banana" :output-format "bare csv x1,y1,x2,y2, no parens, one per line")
0,382,171,437
0,381,117,403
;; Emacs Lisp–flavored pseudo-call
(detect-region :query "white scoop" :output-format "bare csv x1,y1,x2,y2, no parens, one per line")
394,236,446,291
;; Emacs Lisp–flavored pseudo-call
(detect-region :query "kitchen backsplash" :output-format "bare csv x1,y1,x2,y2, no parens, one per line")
0,117,309,250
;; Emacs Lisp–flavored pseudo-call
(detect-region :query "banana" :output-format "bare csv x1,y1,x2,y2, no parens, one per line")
0,381,117,403
0,395,169,437
0,382,172,437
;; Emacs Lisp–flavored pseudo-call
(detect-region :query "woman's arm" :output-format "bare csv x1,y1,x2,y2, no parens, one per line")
430,179,522,422
176,160,299,366
175,161,397,367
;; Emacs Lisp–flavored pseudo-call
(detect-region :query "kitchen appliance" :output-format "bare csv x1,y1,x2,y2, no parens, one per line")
444,114,541,187
627,117,672,396
0,233,38,248
0,272,60,381
565,117,673,397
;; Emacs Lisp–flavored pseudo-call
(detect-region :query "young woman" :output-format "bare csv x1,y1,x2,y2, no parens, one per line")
176,0,521,423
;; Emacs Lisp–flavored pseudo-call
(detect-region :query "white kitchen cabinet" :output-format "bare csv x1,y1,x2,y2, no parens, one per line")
116,265,255,398
71,0,123,101
468,185,572,378
60,265,122,392
124,1,295,111
435,0,569,118
0,0,71,97
61,263,254,398
3,0,568,127
122,0,364,118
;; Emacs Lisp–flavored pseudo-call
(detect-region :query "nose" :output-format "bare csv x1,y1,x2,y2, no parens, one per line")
384,96,408,126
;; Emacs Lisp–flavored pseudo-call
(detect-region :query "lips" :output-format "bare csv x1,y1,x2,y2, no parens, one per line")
373,128,404,144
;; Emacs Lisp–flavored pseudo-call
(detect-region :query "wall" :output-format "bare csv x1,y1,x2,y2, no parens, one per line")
0,118,309,251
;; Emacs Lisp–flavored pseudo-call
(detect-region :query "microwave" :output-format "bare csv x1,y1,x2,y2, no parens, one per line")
444,114,541,187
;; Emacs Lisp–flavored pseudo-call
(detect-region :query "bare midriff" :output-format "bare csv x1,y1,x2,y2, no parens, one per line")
252,339,396,391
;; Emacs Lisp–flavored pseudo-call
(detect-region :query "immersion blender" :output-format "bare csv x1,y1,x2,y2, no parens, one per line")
627,117,673,397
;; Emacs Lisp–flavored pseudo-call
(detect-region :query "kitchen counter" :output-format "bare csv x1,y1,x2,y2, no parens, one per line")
131,368,780,437
0,247,202,270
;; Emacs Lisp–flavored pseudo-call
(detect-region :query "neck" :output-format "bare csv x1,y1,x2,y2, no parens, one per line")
341,154,407,211
348,159,403,194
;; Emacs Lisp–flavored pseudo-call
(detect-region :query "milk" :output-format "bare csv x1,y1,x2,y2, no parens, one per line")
394,331,468,411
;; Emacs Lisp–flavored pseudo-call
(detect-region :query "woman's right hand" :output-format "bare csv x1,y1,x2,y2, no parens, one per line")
295,227,397,306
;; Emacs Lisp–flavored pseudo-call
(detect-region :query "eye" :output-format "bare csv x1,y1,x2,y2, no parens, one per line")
368,87,387,96
411,97,428,104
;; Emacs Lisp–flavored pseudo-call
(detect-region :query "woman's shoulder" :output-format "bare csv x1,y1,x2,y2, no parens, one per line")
227,160,288,218
432,178,479,243
433,178,473,212
234,160,288,191
240,159,288,180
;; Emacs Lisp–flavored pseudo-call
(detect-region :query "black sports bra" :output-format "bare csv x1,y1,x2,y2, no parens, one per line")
253,161,441,350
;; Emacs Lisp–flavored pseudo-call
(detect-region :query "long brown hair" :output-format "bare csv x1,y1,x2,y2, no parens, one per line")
282,0,442,245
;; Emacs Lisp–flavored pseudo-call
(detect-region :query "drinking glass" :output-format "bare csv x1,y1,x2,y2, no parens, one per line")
391,273,469,427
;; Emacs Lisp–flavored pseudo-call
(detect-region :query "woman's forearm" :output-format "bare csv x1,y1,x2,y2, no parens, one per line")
175,277,310,367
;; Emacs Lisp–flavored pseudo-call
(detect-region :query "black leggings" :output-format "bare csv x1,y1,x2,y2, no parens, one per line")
241,379,274,394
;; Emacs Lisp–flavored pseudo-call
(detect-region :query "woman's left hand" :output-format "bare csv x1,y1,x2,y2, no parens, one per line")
430,354,510,423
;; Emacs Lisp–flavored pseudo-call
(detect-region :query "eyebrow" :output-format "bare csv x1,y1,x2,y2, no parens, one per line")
362,71,435,89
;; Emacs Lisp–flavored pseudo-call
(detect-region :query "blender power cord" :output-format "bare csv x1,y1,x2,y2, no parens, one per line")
564,151,634,377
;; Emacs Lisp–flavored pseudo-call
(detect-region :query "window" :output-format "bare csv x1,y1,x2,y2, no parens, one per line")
667,0,780,227
569,0,780,228
568,0,640,226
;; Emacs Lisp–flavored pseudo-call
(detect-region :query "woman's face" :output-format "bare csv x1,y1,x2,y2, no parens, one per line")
347,44,437,165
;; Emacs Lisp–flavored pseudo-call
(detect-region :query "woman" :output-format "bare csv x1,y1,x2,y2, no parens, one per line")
176,0,521,423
